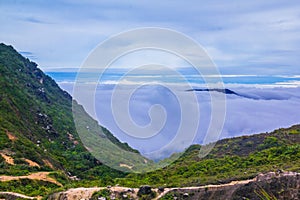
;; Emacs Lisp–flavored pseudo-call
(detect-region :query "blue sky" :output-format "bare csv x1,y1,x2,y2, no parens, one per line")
1,0,300,75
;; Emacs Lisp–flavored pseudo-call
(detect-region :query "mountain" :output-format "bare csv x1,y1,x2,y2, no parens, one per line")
186,88,272,100
117,125,300,188
46,125,300,200
186,88,239,95
0,43,149,196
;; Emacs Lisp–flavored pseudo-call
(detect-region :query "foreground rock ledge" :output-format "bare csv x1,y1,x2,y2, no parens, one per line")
48,171,300,200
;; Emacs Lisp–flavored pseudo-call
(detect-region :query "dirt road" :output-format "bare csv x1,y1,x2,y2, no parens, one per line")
0,171,62,186
0,191,37,199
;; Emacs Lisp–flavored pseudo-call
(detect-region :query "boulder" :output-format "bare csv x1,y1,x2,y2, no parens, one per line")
158,187,164,192
138,185,152,196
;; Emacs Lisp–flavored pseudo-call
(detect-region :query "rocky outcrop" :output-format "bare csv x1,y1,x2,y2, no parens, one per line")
48,172,299,200
138,185,152,196
161,171,300,200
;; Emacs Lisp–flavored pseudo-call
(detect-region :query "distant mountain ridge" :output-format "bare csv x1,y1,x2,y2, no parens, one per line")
187,88,292,100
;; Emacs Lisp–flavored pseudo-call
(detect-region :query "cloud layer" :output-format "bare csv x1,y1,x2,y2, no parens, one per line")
60,81,300,160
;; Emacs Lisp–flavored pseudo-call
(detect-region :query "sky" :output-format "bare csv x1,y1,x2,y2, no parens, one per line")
1,1,300,161
1,0,300,75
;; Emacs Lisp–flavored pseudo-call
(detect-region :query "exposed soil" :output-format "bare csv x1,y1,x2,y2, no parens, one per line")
119,163,134,169
5,130,17,141
0,172,62,187
42,159,55,170
48,186,142,200
22,158,40,168
0,153,14,165
0,191,37,200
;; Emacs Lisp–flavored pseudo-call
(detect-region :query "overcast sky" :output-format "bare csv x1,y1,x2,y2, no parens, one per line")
1,0,300,75
2,0,300,160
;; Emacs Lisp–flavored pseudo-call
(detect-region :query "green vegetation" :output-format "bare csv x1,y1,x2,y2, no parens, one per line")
289,129,299,135
91,189,111,200
0,179,59,197
159,193,174,200
0,43,144,195
255,187,277,200
116,127,300,187
72,102,155,173
138,191,156,200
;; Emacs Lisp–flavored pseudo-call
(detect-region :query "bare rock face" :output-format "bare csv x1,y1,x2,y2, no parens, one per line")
232,172,300,200
48,172,299,200
163,172,300,200
47,187,100,200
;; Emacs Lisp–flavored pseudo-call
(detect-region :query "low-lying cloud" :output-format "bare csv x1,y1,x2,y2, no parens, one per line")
61,82,300,160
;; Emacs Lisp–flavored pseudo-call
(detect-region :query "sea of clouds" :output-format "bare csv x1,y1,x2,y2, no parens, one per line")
59,80,300,160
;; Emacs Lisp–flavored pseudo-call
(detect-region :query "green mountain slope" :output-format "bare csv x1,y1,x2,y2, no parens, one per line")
117,125,300,187
0,43,148,188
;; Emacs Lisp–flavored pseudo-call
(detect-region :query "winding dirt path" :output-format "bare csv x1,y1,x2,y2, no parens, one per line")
154,171,300,199
154,178,256,199
51,179,258,200
0,172,62,186
0,192,38,199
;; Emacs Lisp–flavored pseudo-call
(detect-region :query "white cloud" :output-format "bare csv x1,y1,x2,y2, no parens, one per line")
59,78,300,159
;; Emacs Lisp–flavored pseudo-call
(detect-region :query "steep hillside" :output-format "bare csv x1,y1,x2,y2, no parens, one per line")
117,125,300,187
0,43,149,195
